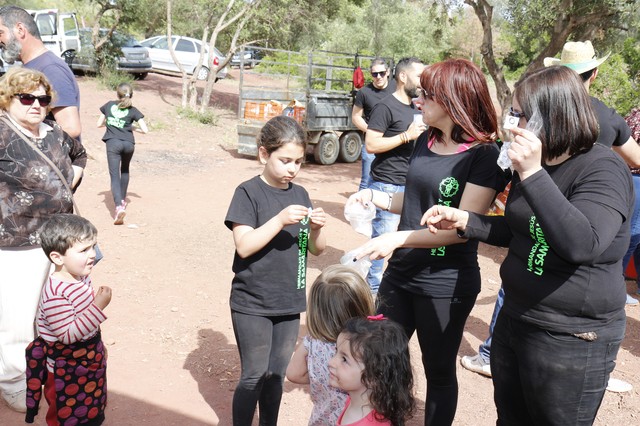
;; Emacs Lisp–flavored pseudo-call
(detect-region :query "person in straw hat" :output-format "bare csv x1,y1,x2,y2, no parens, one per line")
547,40,640,307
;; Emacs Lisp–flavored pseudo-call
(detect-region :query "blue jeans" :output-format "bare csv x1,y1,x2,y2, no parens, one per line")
478,286,504,362
231,311,300,426
492,313,624,425
622,175,640,289
358,149,375,191
367,180,403,293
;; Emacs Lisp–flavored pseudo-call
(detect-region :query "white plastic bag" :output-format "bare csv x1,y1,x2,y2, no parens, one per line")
344,202,376,237
340,248,372,279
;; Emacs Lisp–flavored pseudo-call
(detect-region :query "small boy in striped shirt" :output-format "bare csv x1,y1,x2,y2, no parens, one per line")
25,214,111,425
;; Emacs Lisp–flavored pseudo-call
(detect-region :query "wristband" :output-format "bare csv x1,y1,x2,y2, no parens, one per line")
385,193,393,211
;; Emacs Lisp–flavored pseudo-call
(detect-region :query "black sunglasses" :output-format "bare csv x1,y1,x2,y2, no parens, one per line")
508,107,526,119
15,93,52,107
371,71,387,78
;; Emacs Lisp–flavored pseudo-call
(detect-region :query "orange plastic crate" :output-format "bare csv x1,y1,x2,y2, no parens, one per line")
243,102,265,120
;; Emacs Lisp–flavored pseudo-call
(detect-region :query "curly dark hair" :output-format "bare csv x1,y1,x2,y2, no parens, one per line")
343,317,415,426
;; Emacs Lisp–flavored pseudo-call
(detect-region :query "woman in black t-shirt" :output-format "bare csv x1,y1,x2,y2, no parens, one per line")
346,59,509,426
424,66,633,425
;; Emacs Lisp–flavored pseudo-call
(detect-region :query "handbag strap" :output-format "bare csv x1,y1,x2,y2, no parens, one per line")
0,116,81,216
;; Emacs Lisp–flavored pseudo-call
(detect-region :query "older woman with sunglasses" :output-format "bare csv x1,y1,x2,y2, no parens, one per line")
346,59,509,426
0,67,86,412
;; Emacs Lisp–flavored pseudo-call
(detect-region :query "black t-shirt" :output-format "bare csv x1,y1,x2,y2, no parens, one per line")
367,95,418,185
99,101,144,143
591,96,631,148
384,135,508,297
464,144,633,332
224,176,312,316
354,80,397,123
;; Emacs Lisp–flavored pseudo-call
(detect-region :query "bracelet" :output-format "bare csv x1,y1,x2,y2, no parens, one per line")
399,132,407,144
403,132,409,143
385,193,393,211
369,188,374,204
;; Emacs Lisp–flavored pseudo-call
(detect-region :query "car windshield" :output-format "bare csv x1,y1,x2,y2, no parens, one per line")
113,33,140,47
79,29,141,48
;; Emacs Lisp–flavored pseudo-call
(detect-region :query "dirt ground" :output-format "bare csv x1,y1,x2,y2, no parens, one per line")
0,70,638,425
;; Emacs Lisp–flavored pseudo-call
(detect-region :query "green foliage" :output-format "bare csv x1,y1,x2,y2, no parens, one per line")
591,54,640,116
622,37,640,80
177,106,219,126
96,68,135,91
251,50,357,92
317,0,449,62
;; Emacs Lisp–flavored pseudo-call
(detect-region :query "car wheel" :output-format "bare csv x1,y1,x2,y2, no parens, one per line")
338,131,363,163
313,133,340,165
196,66,210,81
134,73,148,80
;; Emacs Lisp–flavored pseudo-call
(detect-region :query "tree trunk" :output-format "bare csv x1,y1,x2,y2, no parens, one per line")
465,0,511,117
198,0,262,113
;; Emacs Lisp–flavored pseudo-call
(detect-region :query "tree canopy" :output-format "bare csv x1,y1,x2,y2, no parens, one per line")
17,0,640,114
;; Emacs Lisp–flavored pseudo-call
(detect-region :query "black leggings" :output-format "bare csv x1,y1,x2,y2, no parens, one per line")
377,282,476,426
231,310,300,426
106,139,135,206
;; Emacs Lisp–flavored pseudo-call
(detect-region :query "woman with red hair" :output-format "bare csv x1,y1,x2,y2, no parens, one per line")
346,58,509,425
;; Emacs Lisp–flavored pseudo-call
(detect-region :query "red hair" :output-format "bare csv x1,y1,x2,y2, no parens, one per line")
420,59,497,144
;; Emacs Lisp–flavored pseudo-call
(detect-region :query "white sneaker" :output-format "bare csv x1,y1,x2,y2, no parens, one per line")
2,388,27,412
461,354,492,377
114,205,126,225
606,377,633,393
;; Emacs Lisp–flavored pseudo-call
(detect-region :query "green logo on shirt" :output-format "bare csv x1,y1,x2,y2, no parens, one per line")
106,105,128,129
527,215,549,276
431,176,460,257
439,177,460,199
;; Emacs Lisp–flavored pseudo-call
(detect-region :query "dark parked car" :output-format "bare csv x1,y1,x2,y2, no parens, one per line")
231,47,264,68
69,28,152,79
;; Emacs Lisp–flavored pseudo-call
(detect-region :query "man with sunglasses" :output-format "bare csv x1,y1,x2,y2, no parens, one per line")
361,57,426,294
0,6,81,140
352,58,396,191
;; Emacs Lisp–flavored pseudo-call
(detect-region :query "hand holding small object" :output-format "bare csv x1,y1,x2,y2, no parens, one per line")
94,286,112,310
309,207,326,230
278,205,311,226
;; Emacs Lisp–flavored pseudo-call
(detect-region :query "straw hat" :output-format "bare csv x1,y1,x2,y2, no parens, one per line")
543,41,610,74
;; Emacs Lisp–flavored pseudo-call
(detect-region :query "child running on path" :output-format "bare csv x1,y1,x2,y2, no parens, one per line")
25,214,111,425
329,316,415,426
224,116,327,426
97,82,148,225
286,264,375,425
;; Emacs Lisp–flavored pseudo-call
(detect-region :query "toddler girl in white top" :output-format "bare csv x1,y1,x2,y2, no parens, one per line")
287,265,374,425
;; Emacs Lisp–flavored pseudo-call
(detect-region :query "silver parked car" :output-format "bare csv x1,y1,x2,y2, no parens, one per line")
70,28,152,79
140,35,228,81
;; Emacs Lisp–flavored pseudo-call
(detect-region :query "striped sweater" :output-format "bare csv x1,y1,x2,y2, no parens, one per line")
36,275,107,370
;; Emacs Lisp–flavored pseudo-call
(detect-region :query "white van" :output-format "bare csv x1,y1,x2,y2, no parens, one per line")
27,9,80,64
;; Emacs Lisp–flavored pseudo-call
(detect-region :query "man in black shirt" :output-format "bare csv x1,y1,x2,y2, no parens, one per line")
352,58,396,190
363,57,426,293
